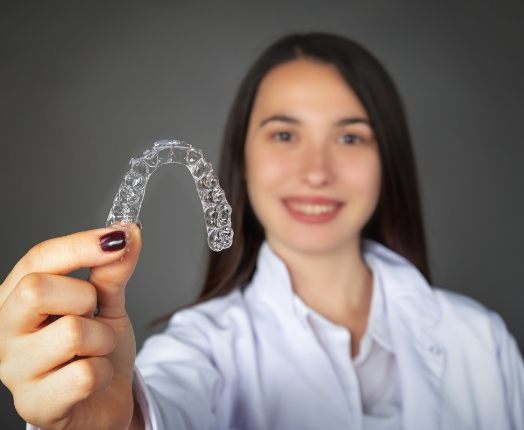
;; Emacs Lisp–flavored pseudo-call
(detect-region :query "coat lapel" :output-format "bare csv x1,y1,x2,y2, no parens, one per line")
363,240,446,430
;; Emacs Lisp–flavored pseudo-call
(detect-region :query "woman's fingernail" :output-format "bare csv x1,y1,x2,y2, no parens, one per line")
135,220,142,231
99,230,126,252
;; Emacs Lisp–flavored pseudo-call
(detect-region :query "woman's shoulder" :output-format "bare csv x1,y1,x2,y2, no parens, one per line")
432,287,515,348
433,287,493,317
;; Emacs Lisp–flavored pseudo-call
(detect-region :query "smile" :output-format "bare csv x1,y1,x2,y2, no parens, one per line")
287,202,339,215
283,199,344,224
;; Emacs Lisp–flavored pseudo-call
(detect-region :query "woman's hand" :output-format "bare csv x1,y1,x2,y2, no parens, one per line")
0,224,142,430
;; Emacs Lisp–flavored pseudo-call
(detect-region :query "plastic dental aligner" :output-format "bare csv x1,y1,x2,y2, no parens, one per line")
106,139,233,252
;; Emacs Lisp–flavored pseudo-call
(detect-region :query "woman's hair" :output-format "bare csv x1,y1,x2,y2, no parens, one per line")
148,32,431,329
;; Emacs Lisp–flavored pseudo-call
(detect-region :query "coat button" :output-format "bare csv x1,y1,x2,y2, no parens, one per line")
428,345,442,356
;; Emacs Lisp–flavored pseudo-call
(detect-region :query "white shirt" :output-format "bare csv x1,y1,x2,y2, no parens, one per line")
27,238,524,430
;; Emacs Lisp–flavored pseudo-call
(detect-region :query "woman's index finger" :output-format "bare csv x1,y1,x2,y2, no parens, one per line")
0,227,129,308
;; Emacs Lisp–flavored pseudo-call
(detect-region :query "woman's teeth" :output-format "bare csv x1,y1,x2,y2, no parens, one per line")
288,202,338,215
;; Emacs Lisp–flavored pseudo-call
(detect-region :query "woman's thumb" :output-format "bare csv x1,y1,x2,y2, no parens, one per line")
88,223,142,319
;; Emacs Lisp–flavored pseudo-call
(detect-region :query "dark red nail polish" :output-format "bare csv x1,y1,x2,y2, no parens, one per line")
99,230,126,252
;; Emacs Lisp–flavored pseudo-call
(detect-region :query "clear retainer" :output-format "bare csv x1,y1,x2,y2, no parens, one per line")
106,139,233,252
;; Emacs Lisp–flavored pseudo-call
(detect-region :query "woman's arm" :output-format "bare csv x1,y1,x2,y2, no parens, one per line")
132,310,223,430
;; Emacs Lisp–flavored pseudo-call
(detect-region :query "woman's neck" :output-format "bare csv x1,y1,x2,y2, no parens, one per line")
268,237,373,328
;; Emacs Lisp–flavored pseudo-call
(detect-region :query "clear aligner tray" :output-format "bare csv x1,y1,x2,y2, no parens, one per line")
106,139,233,252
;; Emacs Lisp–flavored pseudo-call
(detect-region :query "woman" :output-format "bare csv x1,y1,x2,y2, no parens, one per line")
0,33,522,430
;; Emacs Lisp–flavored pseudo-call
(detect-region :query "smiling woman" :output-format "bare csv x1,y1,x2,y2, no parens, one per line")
133,33,523,430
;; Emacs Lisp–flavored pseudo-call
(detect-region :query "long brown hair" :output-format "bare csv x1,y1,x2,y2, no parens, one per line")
148,32,431,329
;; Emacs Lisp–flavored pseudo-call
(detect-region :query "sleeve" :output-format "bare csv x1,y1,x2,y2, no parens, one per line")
490,311,524,430
133,310,222,430
131,365,155,430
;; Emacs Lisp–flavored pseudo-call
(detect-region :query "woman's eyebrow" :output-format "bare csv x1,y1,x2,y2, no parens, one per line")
259,115,300,127
335,117,371,127
259,114,371,128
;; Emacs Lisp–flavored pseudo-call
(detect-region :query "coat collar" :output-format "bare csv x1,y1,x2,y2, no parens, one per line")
359,238,441,329
249,238,442,330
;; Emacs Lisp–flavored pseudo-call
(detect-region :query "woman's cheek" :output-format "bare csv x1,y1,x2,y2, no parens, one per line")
344,153,381,200
256,150,292,187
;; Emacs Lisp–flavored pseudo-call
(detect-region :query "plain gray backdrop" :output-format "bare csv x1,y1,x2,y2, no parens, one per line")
1,1,523,427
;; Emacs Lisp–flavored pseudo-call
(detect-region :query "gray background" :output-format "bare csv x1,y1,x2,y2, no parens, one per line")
1,1,523,427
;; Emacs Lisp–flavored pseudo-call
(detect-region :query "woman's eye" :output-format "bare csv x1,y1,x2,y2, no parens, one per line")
339,134,363,145
272,131,294,142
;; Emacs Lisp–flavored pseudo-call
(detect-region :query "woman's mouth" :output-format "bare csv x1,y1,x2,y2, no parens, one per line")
283,198,344,224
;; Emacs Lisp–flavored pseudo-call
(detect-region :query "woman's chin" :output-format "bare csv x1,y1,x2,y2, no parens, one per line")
269,233,359,257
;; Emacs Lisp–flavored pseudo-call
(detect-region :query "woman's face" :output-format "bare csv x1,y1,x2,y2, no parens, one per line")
244,58,381,255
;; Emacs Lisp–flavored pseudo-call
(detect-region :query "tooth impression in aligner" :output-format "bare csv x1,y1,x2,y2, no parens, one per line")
106,139,234,252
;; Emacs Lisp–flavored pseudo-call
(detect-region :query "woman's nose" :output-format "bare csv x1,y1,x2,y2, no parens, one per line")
300,144,334,187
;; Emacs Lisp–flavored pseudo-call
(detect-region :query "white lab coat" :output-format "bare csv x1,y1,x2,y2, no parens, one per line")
26,238,524,429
